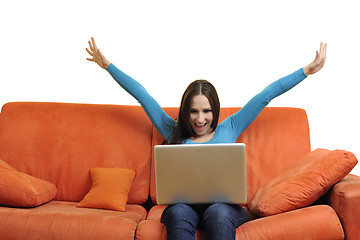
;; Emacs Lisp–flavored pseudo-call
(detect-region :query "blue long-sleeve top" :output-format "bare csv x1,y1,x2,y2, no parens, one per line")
106,64,307,144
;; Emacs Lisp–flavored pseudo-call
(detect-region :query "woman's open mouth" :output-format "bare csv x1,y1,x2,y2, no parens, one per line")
194,122,207,131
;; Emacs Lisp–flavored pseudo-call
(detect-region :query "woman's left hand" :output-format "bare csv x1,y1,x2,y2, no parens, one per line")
303,42,327,76
86,37,110,69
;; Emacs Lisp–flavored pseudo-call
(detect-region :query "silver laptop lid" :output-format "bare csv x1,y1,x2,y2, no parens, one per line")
154,143,246,205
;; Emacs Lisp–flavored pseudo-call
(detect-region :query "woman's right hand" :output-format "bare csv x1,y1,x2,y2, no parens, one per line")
303,42,327,76
86,37,110,69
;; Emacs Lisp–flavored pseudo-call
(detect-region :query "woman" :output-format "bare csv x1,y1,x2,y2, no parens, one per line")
86,37,327,240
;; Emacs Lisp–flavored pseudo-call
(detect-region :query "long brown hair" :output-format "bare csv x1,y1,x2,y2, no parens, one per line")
170,80,220,144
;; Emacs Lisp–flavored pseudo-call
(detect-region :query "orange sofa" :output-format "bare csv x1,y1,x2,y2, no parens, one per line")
0,102,359,240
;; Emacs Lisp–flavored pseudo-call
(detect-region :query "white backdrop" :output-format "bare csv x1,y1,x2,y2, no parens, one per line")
1,0,359,176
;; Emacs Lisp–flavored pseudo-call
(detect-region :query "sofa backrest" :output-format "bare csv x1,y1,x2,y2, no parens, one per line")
150,107,311,203
0,102,153,204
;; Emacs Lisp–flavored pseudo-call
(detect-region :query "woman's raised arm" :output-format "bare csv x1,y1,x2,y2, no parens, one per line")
85,38,175,141
223,42,327,139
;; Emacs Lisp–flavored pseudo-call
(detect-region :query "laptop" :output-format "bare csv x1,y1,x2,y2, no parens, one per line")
154,143,246,205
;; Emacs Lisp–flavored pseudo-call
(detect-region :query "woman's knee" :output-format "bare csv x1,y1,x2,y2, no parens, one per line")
202,203,249,227
161,204,200,225
203,203,233,223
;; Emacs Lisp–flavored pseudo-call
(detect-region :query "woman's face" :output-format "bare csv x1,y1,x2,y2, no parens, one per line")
189,94,213,137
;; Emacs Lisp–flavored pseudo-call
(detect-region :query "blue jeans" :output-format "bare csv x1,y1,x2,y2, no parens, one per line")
161,203,249,240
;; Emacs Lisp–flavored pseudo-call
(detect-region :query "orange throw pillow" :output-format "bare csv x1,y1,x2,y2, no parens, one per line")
249,149,358,217
77,168,135,211
0,159,57,207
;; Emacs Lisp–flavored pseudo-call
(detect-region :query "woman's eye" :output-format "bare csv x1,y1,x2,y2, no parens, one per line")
204,109,212,113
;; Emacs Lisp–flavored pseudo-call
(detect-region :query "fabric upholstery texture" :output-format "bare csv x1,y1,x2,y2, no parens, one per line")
249,148,358,217
0,201,147,240
0,102,153,204
325,174,360,240
77,168,136,211
0,158,57,207
236,205,344,240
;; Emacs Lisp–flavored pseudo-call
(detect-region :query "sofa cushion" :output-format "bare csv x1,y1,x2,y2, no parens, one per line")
0,102,153,204
0,201,147,240
0,159,57,207
249,149,358,217
77,168,135,211
237,205,344,240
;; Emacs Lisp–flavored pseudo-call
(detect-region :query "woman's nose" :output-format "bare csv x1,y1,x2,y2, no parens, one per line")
197,113,204,122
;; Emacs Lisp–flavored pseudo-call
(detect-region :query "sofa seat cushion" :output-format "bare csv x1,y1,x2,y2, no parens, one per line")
0,201,147,240
237,205,344,240
146,205,167,220
0,159,57,207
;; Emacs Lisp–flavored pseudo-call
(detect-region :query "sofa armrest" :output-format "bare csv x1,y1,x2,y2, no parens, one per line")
324,174,360,240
